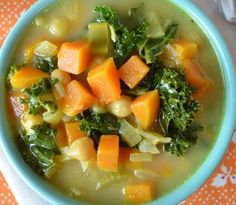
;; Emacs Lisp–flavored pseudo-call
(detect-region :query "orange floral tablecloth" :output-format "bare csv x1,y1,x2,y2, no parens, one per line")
0,1,235,205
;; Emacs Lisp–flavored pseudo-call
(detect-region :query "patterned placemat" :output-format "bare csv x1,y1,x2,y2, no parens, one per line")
0,1,235,205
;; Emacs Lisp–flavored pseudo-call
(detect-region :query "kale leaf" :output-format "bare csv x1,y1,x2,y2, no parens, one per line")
18,123,59,174
6,64,24,87
164,123,203,156
94,6,177,66
154,68,200,133
32,55,57,73
94,5,148,66
22,78,57,115
137,24,178,64
79,110,120,146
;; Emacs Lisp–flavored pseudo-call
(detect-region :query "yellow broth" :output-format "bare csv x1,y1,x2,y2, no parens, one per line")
8,0,225,204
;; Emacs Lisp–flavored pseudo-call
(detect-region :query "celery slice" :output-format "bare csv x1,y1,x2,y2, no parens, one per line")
119,120,142,147
88,22,112,55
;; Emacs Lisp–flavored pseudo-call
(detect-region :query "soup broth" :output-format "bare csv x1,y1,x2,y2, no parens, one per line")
8,0,225,204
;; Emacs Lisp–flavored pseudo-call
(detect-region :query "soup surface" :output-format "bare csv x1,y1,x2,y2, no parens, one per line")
6,0,225,204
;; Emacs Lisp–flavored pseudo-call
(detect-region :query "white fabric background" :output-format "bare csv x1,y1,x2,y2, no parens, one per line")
0,0,235,204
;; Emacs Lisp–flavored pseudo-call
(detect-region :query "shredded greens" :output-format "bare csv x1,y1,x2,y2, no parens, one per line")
79,110,120,146
18,123,59,174
32,55,57,73
21,78,58,115
94,5,178,66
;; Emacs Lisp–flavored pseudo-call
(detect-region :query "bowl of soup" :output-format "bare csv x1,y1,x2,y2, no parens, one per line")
0,0,236,204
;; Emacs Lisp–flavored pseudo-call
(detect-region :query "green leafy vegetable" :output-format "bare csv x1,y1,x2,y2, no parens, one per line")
22,78,57,115
79,110,120,146
94,5,148,66
18,123,59,174
32,55,57,73
6,64,24,87
137,24,178,64
154,68,200,133
165,123,203,156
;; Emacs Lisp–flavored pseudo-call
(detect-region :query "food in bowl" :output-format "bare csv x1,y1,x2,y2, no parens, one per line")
5,0,225,204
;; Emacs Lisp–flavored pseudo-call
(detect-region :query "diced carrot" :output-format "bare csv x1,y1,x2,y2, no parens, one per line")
87,57,121,105
131,90,160,130
54,122,68,148
65,122,87,145
123,182,154,204
10,66,49,89
118,55,150,89
97,135,119,171
182,59,213,98
172,39,197,59
58,40,91,75
62,80,96,116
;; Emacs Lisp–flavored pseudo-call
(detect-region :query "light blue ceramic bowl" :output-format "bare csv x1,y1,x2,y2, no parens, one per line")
0,0,236,204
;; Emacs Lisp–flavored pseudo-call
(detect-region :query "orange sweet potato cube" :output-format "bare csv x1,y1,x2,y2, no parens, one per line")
118,55,150,89
87,57,121,105
58,40,91,75
65,122,87,145
97,135,119,171
62,80,96,116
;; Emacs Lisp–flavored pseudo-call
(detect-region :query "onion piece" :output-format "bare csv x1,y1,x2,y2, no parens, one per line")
119,119,142,147
130,153,153,162
138,129,171,145
34,40,58,57
138,139,160,154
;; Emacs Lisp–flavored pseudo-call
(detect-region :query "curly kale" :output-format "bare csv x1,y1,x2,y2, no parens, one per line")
154,68,200,133
21,78,57,115
94,6,178,66
165,123,203,156
137,24,178,64
79,110,120,146
94,5,148,66
32,55,57,73
18,123,59,174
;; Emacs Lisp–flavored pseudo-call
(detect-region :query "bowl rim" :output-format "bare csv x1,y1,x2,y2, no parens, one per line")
0,0,236,205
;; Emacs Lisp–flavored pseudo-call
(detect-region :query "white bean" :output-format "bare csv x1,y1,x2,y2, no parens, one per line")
51,69,71,85
108,96,132,118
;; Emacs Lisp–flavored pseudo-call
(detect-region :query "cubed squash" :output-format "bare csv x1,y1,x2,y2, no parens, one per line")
97,135,119,171
172,39,197,59
10,66,49,89
131,90,160,130
62,80,96,116
65,122,87,145
123,182,154,204
87,57,121,105
161,39,197,67
58,40,91,75
182,59,213,97
118,55,150,89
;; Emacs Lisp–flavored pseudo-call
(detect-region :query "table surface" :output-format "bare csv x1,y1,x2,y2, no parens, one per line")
0,0,235,205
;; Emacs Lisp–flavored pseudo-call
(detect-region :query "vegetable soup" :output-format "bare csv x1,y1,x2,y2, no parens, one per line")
6,0,225,204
